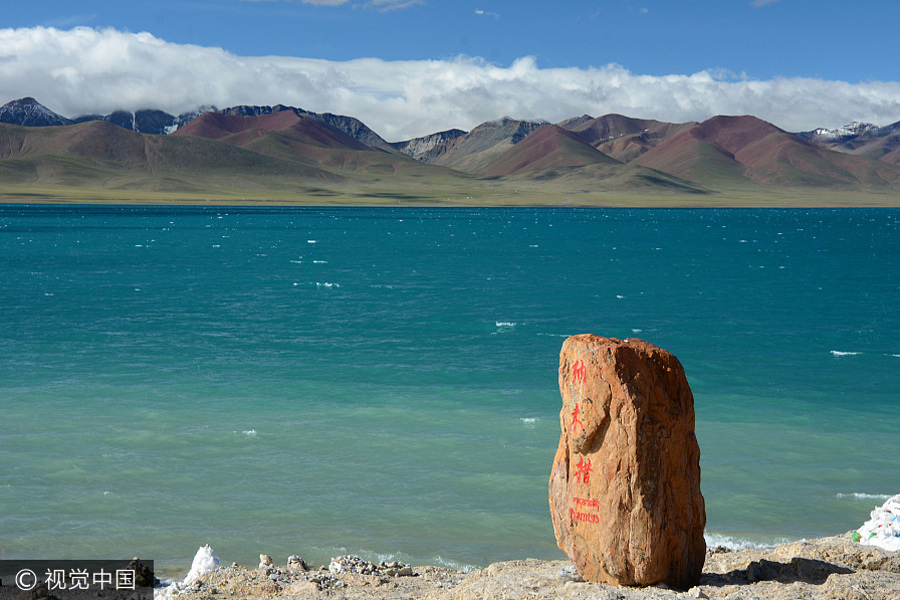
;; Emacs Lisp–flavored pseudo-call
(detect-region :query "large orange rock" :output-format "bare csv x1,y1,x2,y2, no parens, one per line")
548,335,705,589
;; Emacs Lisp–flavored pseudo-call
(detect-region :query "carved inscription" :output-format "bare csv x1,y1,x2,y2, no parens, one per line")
570,496,600,525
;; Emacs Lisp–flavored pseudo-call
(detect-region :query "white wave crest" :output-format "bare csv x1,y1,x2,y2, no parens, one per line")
429,555,479,573
837,492,892,501
704,532,793,551
830,350,862,357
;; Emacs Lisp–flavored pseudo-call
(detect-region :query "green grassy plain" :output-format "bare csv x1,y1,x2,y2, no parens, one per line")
2,178,899,207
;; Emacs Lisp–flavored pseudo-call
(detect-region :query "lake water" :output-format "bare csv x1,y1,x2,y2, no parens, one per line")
1,205,897,577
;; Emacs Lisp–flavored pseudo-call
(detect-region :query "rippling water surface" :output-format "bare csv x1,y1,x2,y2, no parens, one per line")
1,205,897,576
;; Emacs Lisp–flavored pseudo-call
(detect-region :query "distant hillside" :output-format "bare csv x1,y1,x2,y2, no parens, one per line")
632,115,900,189
2,95,900,199
172,110,453,178
479,123,704,193
0,98,395,148
206,104,394,151
479,124,619,177
0,119,342,191
391,129,467,161
559,114,696,163
418,118,547,172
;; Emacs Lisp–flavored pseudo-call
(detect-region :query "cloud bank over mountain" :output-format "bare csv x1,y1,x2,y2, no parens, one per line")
2,26,899,141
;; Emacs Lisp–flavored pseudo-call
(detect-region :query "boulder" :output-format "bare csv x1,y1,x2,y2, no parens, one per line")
548,335,706,589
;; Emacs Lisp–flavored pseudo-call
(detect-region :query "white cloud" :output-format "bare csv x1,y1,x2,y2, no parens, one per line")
475,8,500,19
1,26,899,141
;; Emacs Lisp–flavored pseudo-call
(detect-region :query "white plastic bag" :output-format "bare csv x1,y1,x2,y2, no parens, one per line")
855,494,900,552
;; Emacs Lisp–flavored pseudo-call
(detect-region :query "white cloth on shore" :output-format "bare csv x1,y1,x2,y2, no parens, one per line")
857,494,900,552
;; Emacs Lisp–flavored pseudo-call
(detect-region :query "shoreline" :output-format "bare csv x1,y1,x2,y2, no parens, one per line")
2,187,900,208
146,530,818,585
155,533,900,600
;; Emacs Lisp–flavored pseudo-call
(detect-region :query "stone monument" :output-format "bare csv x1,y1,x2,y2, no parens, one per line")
548,334,706,589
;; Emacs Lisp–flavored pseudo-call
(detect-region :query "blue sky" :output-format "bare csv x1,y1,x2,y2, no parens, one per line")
2,0,900,140
13,0,896,81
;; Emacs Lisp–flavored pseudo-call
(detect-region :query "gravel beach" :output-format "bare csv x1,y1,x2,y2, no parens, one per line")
156,533,900,600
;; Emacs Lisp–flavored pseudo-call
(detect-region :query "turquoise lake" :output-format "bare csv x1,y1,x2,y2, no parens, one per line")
1,205,897,577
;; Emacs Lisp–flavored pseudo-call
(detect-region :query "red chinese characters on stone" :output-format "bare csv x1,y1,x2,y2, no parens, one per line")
569,359,587,434
573,455,593,485
570,402,584,433
572,359,586,389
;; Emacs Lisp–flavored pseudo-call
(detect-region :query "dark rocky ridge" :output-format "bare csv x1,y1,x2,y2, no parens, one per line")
0,97,71,127
389,128,467,161
797,120,900,164
0,97,208,134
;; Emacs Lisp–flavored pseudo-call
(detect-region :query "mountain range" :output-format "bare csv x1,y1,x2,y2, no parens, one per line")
2,96,900,201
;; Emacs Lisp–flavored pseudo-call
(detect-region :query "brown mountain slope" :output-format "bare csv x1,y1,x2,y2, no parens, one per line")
841,131,900,164
630,131,749,186
480,125,705,193
633,115,900,189
0,120,341,188
174,110,453,177
174,111,371,151
559,114,696,163
881,144,900,165
479,124,619,177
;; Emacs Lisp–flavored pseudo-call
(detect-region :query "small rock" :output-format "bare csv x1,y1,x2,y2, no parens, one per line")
687,587,709,599
557,565,583,582
330,555,377,575
126,557,160,588
258,554,273,569
283,580,319,595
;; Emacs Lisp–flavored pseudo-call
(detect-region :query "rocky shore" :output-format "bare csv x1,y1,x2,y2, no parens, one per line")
157,533,899,600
